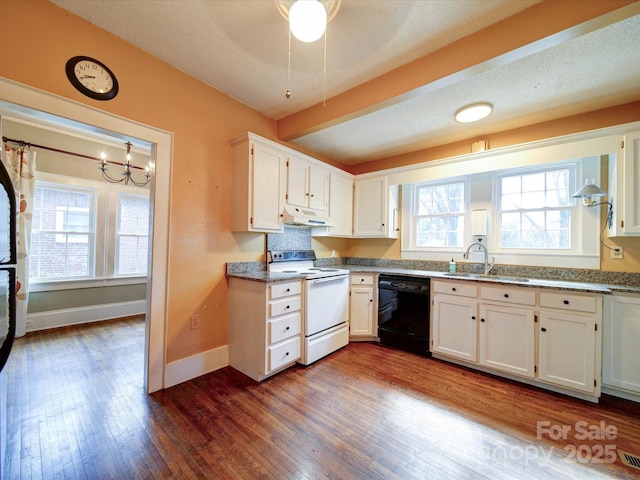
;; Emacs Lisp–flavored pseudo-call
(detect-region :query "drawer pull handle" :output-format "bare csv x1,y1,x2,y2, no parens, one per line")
481,318,485,323
504,294,509,298
285,305,290,309
541,327,547,332
286,288,290,292
286,326,290,331
285,352,289,356
471,316,476,320
452,287,456,292
563,300,570,305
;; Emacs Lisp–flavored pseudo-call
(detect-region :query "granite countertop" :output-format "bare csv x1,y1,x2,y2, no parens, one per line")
226,262,640,295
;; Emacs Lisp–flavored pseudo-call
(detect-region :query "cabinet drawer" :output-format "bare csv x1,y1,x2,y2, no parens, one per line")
270,281,301,300
269,296,301,317
269,312,301,344
433,280,477,298
268,336,301,372
539,291,597,313
480,285,536,306
351,274,375,286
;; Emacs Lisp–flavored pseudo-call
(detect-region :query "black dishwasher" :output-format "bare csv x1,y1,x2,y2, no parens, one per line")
378,275,430,356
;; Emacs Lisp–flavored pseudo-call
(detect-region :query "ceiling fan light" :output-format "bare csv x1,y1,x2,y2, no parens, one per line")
289,0,327,42
455,102,493,123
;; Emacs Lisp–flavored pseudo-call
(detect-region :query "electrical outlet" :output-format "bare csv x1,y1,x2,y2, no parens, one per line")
611,246,624,259
190,314,200,330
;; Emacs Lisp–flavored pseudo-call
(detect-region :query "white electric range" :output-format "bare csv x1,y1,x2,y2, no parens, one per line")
268,250,350,365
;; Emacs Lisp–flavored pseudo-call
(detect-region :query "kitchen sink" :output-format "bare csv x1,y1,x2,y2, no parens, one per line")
444,272,529,283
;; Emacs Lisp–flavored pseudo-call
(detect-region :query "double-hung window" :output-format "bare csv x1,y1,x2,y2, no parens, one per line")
115,192,149,276
30,172,150,286
412,179,467,248
30,182,97,280
497,165,574,250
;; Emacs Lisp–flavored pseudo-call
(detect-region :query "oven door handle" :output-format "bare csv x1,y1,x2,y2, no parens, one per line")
308,275,348,285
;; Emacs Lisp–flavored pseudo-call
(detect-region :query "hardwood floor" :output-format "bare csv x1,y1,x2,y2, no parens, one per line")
4,318,640,479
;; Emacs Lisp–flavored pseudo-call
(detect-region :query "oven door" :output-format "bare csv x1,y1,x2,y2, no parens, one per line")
304,274,349,336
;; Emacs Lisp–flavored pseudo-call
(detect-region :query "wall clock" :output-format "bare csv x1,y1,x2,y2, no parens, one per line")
65,56,119,101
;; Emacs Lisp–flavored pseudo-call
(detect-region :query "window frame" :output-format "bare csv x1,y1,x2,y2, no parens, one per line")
401,157,601,268
403,176,470,253
494,162,577,253
29,172,149,291
113,190,150,278
30,179,99,282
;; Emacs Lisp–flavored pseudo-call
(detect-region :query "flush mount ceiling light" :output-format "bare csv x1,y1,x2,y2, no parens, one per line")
455,102,493,123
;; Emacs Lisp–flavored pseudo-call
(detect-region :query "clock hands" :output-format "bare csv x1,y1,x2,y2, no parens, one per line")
79,75,96,79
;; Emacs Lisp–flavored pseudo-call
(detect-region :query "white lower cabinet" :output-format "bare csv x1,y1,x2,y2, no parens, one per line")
228,278,302,381
538,291,601,395
431,281,478,362
479,303,535,378
538,310,596,393
431,279,602,400
478,285,536,378
349,274,377,339
602,294,640,398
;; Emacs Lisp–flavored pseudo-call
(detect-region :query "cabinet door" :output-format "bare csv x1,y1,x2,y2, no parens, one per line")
432,295,477,362
326,174,353,237
538,310,596,393
479,304,535,378
286,155,309,209
350,286,374,337
353,177,386,237
621,131,640,234
252,142,286,232
308,165,330,212
603,295,640,393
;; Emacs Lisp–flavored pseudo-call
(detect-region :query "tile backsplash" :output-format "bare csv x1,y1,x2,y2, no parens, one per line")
266,226,312,251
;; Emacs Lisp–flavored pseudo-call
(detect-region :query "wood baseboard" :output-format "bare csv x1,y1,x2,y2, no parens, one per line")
26,300,146,332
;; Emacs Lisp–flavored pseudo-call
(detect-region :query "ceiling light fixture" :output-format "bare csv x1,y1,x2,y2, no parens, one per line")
276,0,341,103
99,142,151,187
288,0,327,43
455,102,493,123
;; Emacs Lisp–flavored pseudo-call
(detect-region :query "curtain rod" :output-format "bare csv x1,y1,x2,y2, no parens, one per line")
2,136,147,171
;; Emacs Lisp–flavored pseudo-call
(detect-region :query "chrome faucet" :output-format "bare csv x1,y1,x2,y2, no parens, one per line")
463,239,495,275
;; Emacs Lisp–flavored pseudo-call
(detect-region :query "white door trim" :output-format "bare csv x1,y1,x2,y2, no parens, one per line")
0,77,171,393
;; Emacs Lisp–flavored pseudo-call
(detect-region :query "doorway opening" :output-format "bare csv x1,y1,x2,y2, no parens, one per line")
0,79,171,393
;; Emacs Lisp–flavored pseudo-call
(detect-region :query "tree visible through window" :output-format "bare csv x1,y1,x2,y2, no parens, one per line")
499,168,572,249
415,181,466,247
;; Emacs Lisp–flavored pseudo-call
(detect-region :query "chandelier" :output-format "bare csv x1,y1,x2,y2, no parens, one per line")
99,141,151,187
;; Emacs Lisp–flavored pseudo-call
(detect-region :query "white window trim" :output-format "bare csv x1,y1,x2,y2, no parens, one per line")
403,176,469,251
113,190,150,277
401,157,601,269
31,172,150,291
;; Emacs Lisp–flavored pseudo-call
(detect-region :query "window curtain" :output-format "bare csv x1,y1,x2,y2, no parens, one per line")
1,141,36,338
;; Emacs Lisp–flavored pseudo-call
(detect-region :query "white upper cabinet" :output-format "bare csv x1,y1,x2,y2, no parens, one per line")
353,176,399,238
323,173,354,237
286,154,329,213
608,131,640,236
230,133,286,233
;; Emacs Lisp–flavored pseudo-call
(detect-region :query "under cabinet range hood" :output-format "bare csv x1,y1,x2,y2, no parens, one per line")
282,204,335,227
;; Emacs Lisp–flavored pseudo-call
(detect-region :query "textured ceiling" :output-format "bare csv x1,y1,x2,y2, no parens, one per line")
50,0,640,165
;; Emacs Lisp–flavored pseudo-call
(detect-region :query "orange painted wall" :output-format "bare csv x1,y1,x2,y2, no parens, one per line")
0,0,284,362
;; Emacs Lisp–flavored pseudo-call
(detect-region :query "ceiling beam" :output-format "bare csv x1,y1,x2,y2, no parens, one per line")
277,0,637,142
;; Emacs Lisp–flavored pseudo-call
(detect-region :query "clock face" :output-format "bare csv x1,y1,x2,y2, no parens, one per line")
65,56,119,100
